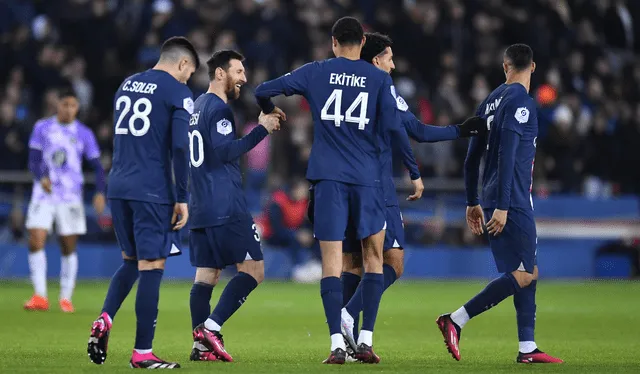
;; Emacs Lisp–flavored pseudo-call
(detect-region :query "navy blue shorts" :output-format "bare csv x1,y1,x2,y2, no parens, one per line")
189,218,263,269
110,199,182,260
342,205,405,253
484,208,537,273
312,180,385,241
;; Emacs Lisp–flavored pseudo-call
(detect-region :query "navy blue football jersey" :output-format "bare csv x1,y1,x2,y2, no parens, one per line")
188,93,269,228
108,69,192,204
255,57,419,186
465,83,537,210
381,104,459,207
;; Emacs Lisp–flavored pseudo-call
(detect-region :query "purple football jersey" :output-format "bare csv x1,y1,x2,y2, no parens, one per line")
28,117,100,203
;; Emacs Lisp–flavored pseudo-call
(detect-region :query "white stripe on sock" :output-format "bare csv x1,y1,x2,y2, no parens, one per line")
331,333,346,351
451,306,470,328
357,330,373,346
204,318,221,332
135,348,152,355
60,252,78,300
519,341,537,353
28,250,47,297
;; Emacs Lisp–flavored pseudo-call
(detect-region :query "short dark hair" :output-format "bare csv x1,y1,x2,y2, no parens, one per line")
504,43,533,71
160,36,200,69
331,17,364,46
58,88,77,100
206,50,245,80
361,32,393,64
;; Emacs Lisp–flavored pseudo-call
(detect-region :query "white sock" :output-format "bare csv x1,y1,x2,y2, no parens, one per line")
330,333,346,351
28,250,47,297
519,341,537,353
451,306,470,329
204,318,222,332
357,330,373,346
60,252,78,301
134,349,153,355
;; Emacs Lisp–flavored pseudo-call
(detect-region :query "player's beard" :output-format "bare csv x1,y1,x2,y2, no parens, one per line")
226,76,240,100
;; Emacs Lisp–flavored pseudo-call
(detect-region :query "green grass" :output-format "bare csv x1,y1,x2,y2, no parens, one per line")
1,280,639,373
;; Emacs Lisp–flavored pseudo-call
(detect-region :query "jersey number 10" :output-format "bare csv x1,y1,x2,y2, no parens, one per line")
114,96,152,136
320,89,370,130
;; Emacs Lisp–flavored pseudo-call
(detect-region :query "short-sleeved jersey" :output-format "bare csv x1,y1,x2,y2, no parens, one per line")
108,69,193,204
188,93,267,228
257,58,403,186
480,83,538,210
28,116,100,203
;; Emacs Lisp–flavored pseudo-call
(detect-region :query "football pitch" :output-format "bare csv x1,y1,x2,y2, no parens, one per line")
1,280,639,373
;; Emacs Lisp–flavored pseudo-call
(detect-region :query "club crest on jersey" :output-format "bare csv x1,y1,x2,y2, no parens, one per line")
515,107,530,124
217,118,233,135
183,97,194,114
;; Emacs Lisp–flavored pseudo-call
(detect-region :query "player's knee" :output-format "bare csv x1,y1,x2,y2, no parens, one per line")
511,270,534,288
195,267,220,286
28,230,46,251
138,258,166,271
384,249,404,279
238,260,265,284
122,251,137,261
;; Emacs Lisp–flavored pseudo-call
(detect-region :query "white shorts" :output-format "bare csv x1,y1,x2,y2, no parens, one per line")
25,201,87,236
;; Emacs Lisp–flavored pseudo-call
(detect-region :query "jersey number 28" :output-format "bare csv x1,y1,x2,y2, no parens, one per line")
320,89,370,130
115,96,152,136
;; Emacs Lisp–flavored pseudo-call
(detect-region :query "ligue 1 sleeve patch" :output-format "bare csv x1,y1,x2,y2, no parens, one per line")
515,107,530,124
183,97,194,114
396,95,408,112
217,118,233,135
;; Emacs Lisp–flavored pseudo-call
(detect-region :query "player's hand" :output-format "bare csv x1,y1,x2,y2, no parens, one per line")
457,116,487,138
486,209,508,236
271,106,287,121
407,177,424,201
172,202,189,230
93,192,106,215
259,112,281,134
40,177,52,193
466,204,485,235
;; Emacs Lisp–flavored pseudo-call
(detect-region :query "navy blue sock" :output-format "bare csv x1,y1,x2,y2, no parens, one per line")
464,273,520,319
383,264,398,290
102,259,138,320
514,280,536,342
360,272,384,332
346,264,398,317
190,282,214,329
209,272,258,327
320,276,343,336
134,269,163,350
341,272,361,306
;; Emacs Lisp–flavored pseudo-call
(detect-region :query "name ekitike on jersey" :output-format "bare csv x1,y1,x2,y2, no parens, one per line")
485,97,502,114
329,73,367,88
122,80,158,94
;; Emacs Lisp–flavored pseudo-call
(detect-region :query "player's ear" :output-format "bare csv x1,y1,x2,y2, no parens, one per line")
331,36,337,48
531,61,536,73
215,66,225,81
361,35,366,48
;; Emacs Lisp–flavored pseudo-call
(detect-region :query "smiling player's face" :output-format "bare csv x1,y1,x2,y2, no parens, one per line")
225,59,247,100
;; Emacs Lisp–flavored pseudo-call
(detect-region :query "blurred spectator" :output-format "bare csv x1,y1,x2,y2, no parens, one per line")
256,179,320,282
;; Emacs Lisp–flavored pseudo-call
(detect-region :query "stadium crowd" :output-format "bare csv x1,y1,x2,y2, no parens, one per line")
1,0,640,199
